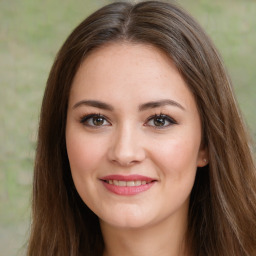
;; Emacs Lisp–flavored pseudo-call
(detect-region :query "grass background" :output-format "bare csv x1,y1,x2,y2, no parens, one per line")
0,0,255,255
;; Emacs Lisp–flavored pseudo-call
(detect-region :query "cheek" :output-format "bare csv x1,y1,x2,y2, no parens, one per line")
65,130,108,210
66,130,106,178
150,135,200,178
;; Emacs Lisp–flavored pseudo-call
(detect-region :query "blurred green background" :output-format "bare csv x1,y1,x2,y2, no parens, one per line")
0,0,255,255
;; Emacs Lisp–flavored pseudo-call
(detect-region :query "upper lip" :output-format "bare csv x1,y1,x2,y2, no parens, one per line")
100,174,156,182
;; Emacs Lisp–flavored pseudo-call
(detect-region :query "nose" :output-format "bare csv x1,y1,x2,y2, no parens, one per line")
108,124,146,166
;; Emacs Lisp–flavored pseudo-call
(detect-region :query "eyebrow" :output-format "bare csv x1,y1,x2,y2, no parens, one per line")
138,99,185,111
72,100,114,111
72,99,185,111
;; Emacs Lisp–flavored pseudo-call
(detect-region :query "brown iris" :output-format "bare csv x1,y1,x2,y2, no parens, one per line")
153,117,166,126
93,116,105,126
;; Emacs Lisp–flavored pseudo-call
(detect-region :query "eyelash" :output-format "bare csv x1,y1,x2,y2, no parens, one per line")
79,113,177,129
145,113,177,128
80,113,111,128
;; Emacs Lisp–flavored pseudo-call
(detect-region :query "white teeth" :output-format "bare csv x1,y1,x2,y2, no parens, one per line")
134,180,142,186
106,180,150,186
127,181,135,186
113,180,119,186
119,181,126,187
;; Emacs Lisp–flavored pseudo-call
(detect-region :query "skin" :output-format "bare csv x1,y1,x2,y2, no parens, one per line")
66,42,208,256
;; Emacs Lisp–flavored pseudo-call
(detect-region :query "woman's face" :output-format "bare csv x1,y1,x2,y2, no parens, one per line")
66,42,207,230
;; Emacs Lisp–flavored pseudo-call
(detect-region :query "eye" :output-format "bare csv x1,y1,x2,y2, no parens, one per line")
146,114,177,128
80,114,111,127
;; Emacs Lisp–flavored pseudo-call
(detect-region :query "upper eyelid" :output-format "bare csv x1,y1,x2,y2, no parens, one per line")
144,114,177,129
79,113,177,125
80,113,111,124
146,114,177,122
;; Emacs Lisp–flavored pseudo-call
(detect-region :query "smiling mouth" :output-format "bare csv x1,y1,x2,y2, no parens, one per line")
100,175,157,195
104,180,152,186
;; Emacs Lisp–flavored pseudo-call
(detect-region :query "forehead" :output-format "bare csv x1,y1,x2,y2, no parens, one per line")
69,42,197,111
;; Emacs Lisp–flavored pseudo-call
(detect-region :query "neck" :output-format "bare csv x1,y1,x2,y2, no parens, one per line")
100,212,190,256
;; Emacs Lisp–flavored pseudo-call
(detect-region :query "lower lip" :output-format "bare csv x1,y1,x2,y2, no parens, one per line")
102,181,155,196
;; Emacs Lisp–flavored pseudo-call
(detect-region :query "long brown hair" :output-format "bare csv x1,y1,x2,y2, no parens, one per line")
27,1,256,255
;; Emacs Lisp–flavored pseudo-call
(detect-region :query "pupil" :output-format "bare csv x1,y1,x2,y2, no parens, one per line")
93,117,104,126
154,117,165,126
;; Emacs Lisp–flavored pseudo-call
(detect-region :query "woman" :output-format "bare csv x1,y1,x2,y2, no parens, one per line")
27,1,256,255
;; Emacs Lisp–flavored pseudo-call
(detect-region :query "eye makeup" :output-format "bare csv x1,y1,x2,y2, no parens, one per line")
145,113,177,129
79,111,178,131
79,113,111,128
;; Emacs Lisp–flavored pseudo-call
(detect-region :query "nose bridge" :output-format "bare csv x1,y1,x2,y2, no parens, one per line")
109,121,145,166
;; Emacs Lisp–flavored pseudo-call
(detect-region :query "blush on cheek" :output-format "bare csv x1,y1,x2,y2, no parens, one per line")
152,139,199,181
66,134,106,176
173,137,200,161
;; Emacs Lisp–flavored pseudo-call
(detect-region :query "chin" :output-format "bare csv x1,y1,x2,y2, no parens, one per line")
101,217,152,230
98,206,158,230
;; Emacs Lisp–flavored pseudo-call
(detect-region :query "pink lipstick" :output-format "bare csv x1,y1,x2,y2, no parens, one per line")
100,175,156,196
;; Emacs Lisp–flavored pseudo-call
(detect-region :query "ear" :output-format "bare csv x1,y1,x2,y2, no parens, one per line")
197,146,209,167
